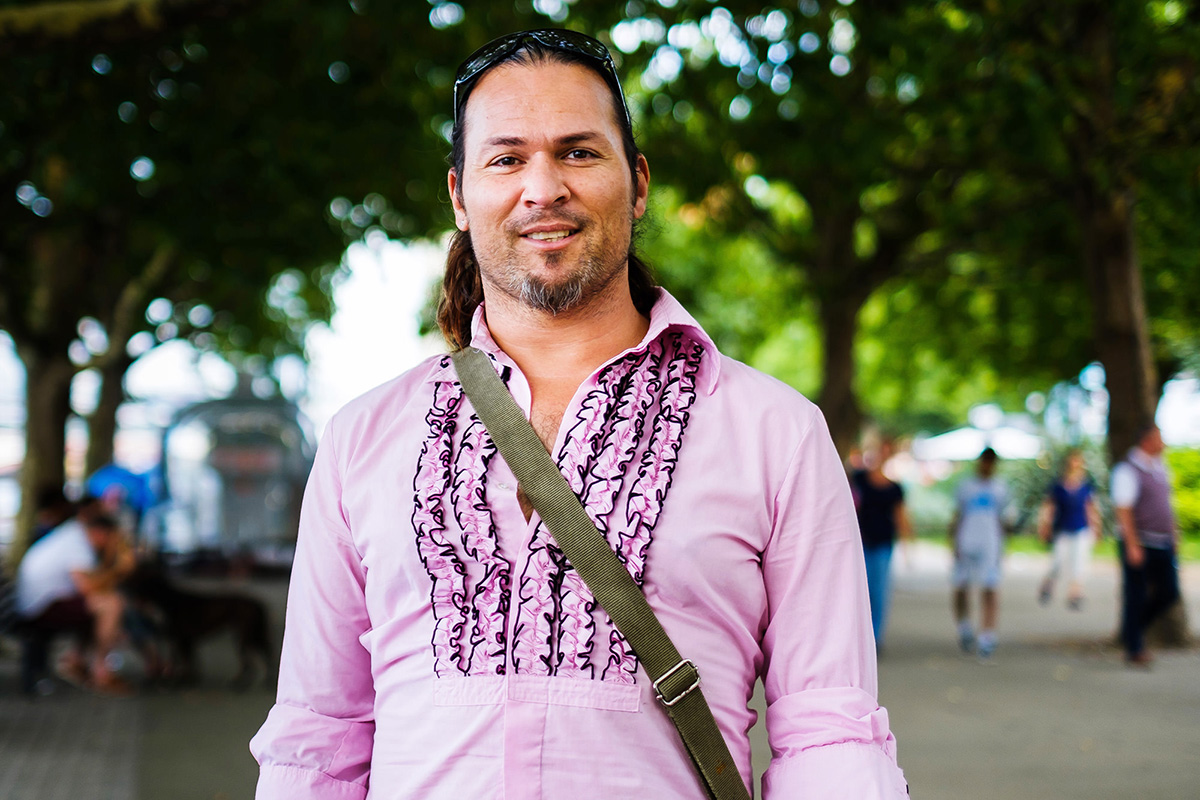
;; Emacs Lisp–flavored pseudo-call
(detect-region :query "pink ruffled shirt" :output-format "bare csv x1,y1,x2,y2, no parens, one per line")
251,290,906,799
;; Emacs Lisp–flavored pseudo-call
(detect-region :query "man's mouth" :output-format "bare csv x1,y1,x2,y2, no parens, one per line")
524,230,574,242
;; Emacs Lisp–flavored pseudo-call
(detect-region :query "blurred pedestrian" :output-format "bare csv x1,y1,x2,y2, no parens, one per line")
851,438,913,650
14,511,135,694
949,447,1011,659
1036,448,1101,610
1111,423,1181,667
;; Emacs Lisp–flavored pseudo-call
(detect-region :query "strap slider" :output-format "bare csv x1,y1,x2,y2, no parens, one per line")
654,659,701,707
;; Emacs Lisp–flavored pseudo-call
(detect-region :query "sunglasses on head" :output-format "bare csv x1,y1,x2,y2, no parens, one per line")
453,29,631,129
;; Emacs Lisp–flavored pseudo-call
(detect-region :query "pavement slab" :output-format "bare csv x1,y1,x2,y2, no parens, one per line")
0,683,139,800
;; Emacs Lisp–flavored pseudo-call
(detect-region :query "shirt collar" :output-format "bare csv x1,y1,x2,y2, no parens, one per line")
457,288,722,394
1127,446,1164,473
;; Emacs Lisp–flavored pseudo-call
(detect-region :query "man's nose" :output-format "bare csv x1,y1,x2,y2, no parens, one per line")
522,154,570,208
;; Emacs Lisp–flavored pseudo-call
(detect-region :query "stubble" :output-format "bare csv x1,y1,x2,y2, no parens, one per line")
476,209,632,317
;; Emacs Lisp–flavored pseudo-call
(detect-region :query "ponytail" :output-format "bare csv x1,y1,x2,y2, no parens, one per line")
436,230,482,351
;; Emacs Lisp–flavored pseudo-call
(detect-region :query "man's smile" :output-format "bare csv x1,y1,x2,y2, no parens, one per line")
524,230,574,242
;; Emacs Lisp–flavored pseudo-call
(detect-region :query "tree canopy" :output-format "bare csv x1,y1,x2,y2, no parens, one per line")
3,0,1198,561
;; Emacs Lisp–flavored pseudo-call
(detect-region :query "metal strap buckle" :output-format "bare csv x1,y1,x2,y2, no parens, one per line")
653,659,701,707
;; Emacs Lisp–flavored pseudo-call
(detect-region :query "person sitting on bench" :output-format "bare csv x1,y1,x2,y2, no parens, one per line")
14,509,134,695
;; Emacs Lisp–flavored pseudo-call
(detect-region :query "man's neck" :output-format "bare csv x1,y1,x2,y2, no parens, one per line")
481,278,651,491
482,283,651,388
1130,446,1161,468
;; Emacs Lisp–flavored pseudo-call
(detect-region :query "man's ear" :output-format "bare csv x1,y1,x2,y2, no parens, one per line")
632,154,650,220
448,170,468,231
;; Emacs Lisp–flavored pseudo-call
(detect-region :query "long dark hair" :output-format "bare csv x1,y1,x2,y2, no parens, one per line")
437,40,657,351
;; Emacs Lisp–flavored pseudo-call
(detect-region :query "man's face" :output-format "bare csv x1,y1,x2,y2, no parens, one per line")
1141,426,1165,456
448,60,649,316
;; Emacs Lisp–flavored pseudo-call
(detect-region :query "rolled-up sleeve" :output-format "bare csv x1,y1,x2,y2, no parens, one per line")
760,413,907,798
251,423,376,799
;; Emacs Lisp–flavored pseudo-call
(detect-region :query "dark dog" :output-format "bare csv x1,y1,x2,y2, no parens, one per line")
123,562,275,690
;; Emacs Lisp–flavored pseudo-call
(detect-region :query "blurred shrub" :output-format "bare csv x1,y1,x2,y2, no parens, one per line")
1167,448,1200,537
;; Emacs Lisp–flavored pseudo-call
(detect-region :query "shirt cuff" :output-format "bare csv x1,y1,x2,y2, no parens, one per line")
762,741,908,799
255,764,368,800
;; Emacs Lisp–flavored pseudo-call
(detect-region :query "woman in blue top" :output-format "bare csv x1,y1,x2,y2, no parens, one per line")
1036,449,1101,610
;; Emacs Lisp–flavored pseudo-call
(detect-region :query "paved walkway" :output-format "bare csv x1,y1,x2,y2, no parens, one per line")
1,548,1197,799
872,544,1200,800
0,576,284,800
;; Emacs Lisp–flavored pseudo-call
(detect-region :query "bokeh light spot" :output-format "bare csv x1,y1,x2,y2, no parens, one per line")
429,2,464,28
328,61,350,84
15,182,38,206
130,157,156,181
146,297,174,325
329,197,352,220
729,95,752,120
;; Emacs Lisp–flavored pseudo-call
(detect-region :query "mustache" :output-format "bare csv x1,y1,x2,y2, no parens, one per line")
505,210,588,235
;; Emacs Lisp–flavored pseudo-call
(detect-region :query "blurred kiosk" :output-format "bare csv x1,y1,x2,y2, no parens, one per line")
157,378,314,570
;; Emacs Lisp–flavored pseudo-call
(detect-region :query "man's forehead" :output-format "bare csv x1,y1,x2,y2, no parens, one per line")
460,60,622,141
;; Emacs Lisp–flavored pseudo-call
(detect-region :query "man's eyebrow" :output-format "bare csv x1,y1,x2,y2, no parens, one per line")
482,135,526,148
480,131,608,149
558,131,606,147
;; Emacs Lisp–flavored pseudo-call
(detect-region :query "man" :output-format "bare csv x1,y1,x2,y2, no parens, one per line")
252,29,906,798
15,509,133,694
949,447,1010,659
1111,423,1181,667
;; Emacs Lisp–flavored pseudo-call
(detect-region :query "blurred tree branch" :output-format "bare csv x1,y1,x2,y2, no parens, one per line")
0,0,249,43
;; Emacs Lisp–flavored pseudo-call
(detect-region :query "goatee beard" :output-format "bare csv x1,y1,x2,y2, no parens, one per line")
513,248,627,316
518,276,586,315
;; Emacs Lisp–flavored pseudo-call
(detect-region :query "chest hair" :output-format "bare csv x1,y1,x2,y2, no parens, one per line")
516,401,568,522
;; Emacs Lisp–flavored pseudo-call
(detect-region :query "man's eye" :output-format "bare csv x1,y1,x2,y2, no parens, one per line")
490,156,519,167
566,149,595,160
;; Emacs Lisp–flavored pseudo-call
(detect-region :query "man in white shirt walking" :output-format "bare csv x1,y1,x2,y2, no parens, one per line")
949,447,1011,660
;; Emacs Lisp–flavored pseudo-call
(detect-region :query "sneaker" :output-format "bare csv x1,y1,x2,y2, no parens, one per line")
56,660,90,689
1038,584,1052,606
1067,596,1084,612
89,674,135,698
1125,652,1154,669
978,640,996,660
958,628,976,654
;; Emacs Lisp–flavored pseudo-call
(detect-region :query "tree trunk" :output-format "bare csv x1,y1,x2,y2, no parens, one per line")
816,291,867,462
10,345,75,568
1080,184,1190,646
1079,186,1158,464
84,351,134,477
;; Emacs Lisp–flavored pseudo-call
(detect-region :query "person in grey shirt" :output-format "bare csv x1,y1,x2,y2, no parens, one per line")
1110,423,1181,667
